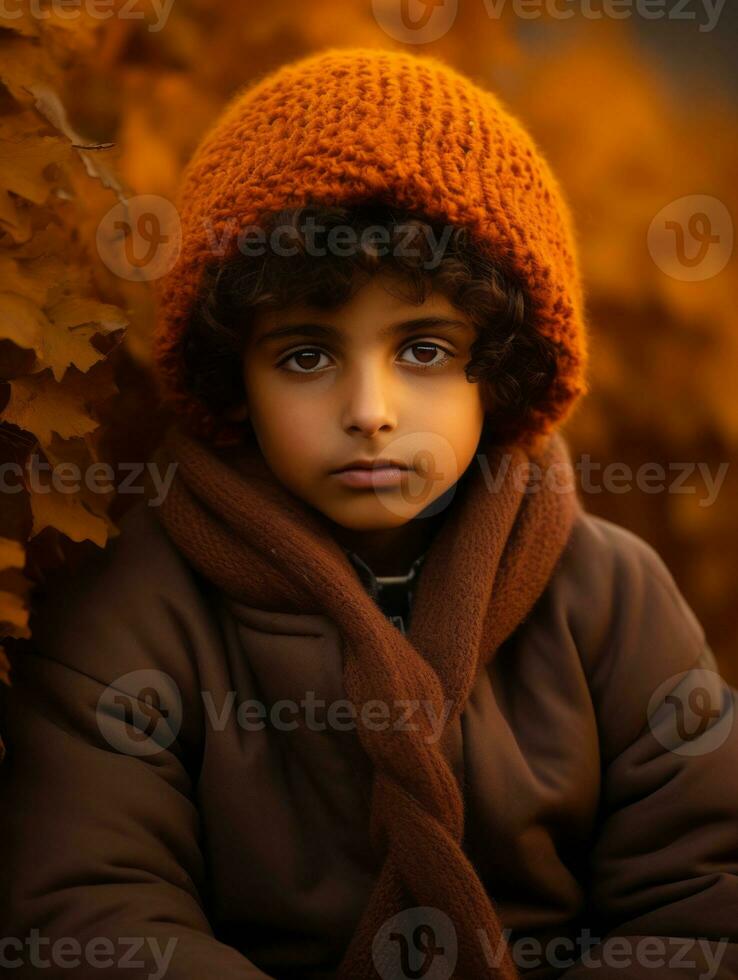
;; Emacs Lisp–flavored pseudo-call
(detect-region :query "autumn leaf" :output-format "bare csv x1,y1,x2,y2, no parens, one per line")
46,296,129,336
0,35,58,105
0,8,129,681
0,4,41,39
42,431,117,518
0,187,33,242
0,537,29,640
0,647,10,686
30,83,127,200
0,132,72,204
2,368,103,446
5,224,94,302
0,590,30,639
29,484,112,547
0,537,25,572
0,292,46,355
26,296,128,381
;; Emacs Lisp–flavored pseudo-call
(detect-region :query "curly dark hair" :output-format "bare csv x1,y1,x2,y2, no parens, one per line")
181,202,561,446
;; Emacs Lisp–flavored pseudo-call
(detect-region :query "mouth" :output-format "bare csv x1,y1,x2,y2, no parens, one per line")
330,462,409,489
331,459,409,473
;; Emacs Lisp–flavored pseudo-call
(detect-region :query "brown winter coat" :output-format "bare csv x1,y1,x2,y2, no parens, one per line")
1,499,737,979
152,420,584,980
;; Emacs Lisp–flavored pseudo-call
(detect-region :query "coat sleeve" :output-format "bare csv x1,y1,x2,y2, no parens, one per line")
0,506,276,980
558,518,738,979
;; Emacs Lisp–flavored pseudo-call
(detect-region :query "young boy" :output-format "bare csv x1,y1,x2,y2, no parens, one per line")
1,48,736,980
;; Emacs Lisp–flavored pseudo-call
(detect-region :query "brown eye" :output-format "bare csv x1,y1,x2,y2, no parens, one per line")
294,351,321,370
400,343,452,369
279,349,329,373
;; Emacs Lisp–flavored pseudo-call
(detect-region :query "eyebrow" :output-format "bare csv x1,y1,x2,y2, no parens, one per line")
254,316,471,348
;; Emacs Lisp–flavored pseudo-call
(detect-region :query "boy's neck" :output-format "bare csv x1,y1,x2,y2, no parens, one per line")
327,508,448,577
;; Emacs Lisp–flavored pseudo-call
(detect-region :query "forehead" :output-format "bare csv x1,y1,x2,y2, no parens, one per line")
251,272,471,337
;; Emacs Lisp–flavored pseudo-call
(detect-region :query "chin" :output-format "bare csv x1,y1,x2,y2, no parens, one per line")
319,502,417,533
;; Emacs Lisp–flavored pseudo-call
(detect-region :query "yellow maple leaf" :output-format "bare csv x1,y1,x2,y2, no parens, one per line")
0,132,72,205
7,226,94,302
30,485,111,547
0,4,40,38
0,589,30,639
0,187,33,242
0,291,46,354
30,295,128,381
30,83,127,200
41,431,117,517
0,645,10,686
0,537,25,572
46,296,129,335
0,36,57,107
2,368,101,446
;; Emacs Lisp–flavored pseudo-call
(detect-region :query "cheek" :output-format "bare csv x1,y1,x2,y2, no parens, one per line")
245,368,297,428
443,385,486,468
246,379,328,472
426,378,486,436
255,410,316,463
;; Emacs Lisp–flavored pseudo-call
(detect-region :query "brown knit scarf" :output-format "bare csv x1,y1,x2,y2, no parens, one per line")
152,422,582,980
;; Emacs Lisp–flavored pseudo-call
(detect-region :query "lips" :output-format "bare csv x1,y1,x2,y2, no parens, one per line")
333,459,408,473
332,465,408,489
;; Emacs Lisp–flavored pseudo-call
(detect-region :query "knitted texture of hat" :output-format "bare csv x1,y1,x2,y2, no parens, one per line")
152,46,589,445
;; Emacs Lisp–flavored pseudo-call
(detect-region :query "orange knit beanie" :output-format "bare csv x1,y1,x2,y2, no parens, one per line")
152,46,589,445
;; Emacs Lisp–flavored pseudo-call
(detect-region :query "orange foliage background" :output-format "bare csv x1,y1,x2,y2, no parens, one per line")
0,1,736,684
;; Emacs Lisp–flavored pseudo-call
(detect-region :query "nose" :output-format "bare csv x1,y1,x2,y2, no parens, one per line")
341,362,397,437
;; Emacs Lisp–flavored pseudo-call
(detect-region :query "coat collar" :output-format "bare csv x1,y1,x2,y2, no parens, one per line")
340,548,429,635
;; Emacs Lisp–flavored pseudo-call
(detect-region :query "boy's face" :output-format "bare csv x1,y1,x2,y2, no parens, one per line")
229,270,488,533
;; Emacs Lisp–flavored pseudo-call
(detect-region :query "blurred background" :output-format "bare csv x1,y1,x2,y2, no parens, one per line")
0,0,736,683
